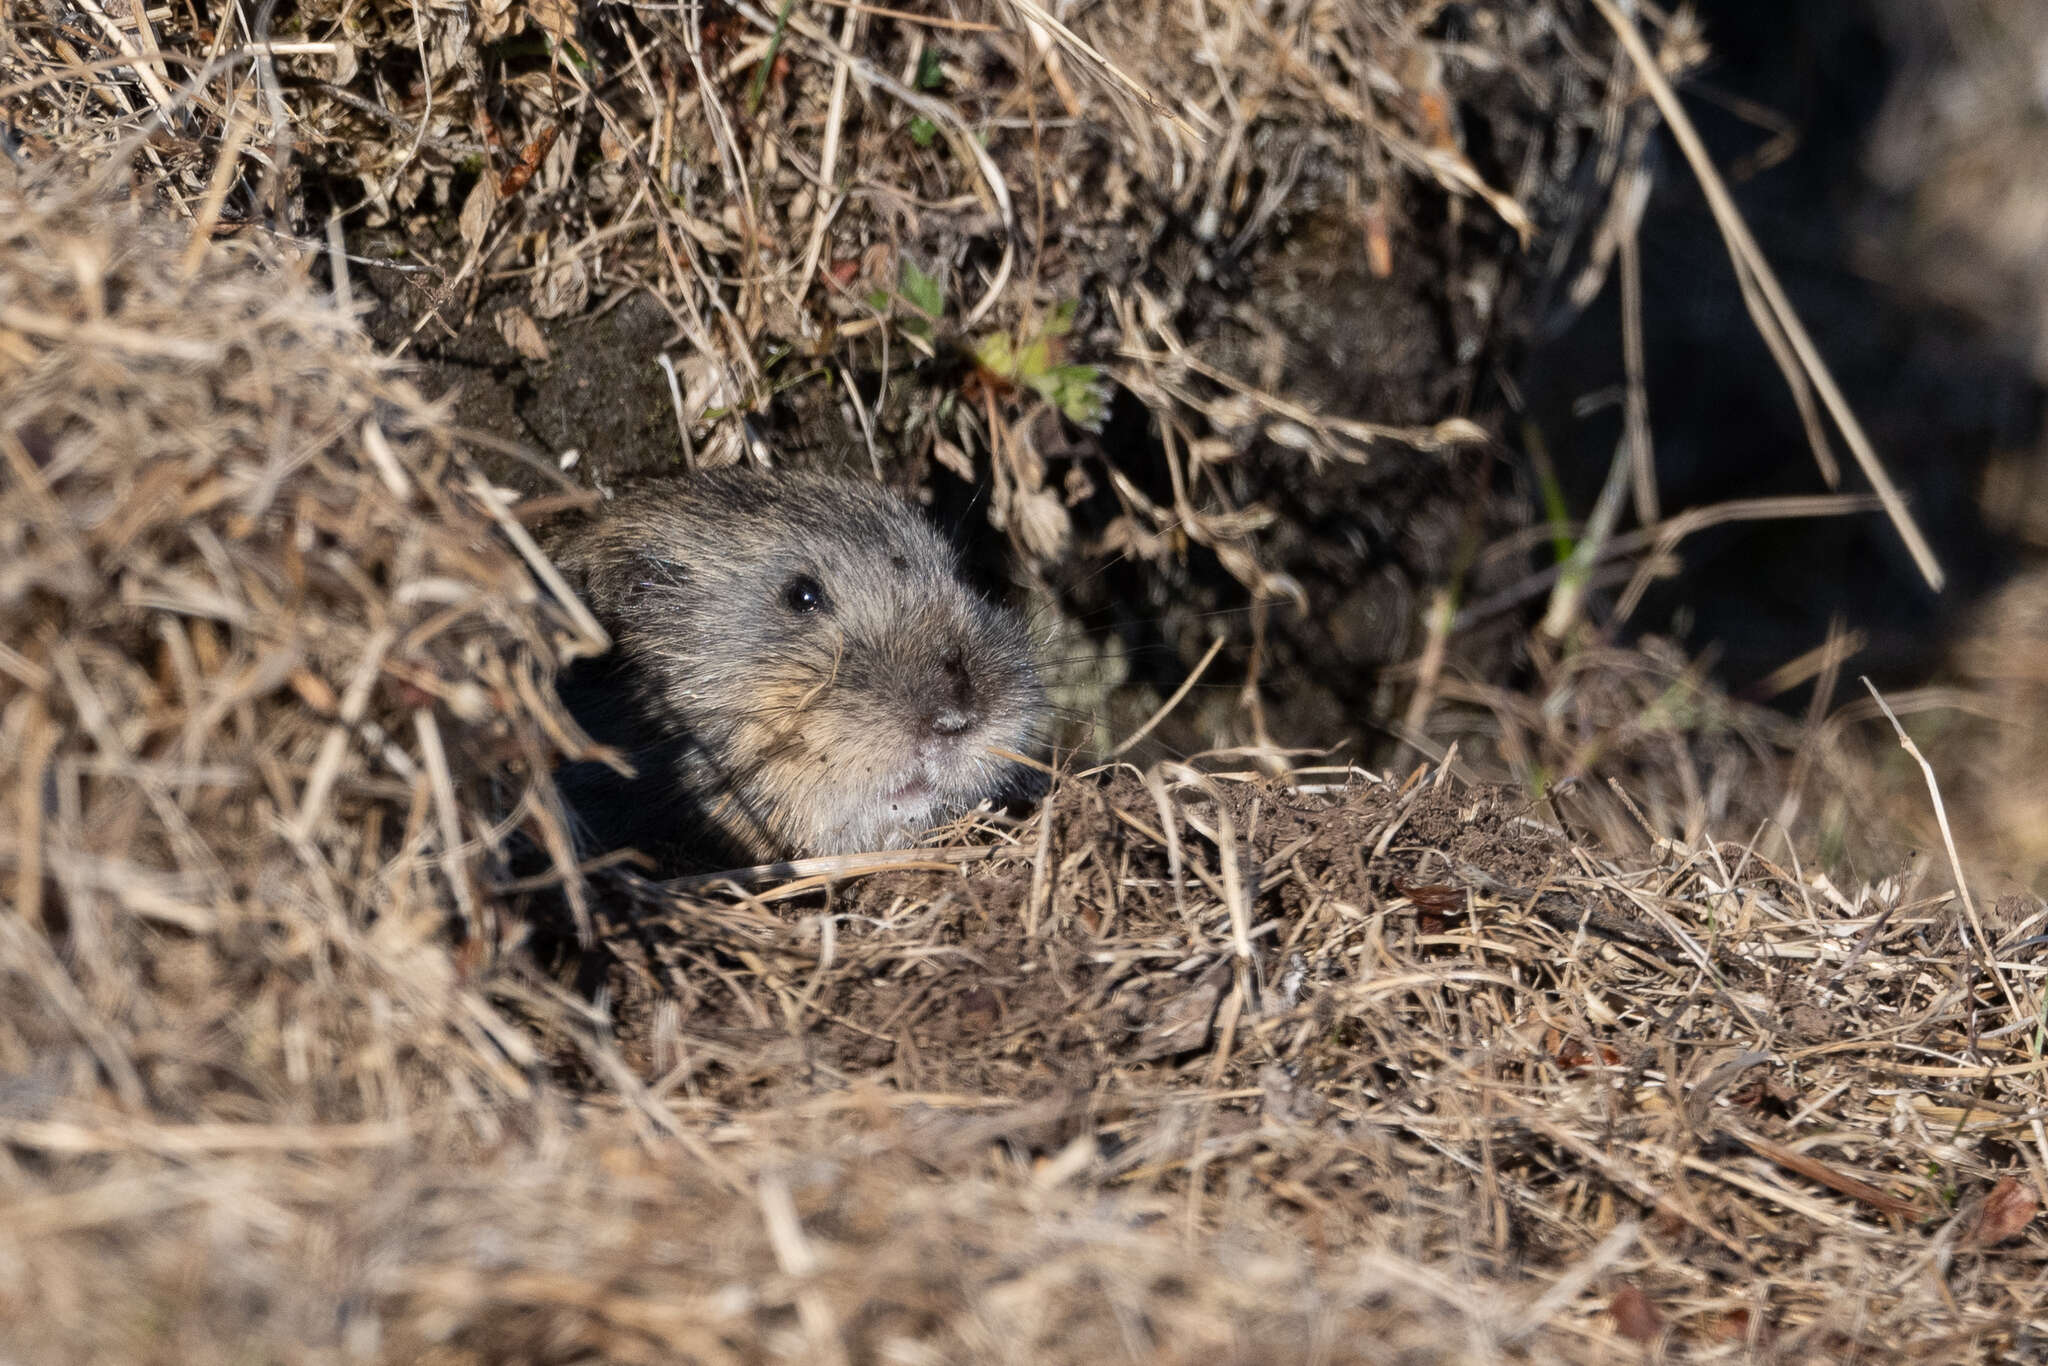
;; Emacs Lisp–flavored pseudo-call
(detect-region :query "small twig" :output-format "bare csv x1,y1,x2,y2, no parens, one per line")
657,844,995,894
654,353,696,468
248,0,295,223
177,108,255,278
1619,227,1657,525
1112,634,1225,758
811,0,1000,31
288,626,396,843
413,708,480,939
1861,677,2040,1065
1860,680,1983,952
1722,1122,1925,1221
72,0,178,120
398,0,435,170
836,364,883,482
464,474,611,659
792,0,858,305
1000,0,1193,139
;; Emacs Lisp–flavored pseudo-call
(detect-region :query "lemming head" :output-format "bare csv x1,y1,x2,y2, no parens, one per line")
553,468,1047,862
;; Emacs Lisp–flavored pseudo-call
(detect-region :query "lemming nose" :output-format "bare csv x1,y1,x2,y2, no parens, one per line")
941,645,975,703
928,646,975,736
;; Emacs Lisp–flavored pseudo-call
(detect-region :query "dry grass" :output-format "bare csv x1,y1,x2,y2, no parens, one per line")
1,0,1604,576
4,0,2048,1360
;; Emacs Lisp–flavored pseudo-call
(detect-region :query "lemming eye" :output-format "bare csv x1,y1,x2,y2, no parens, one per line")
782,574,826,613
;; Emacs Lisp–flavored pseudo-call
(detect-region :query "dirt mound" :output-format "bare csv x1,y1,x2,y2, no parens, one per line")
2,0,2046,1359
0,174,587,1354
3,184,2037,1361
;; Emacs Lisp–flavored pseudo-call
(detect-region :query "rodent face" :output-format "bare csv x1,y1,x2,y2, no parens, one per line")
554,469,1046,862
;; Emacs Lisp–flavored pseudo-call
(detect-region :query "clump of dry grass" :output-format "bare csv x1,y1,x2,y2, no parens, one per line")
0,170,596,1354
5,2,2048,1362
0,0,1613,590
554,761,2048,1362
0,167,598,1033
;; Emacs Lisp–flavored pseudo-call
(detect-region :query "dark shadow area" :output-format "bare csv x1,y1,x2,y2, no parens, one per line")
1517,0,2042,700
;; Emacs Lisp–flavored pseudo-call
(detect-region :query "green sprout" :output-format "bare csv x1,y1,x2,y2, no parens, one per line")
867,259,946,342
747,0,798,113
868,261,1107,429
970,299,1109,429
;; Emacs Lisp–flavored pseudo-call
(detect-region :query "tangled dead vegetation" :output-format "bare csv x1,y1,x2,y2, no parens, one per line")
0,0,1938,883
0,183,2042,1360
0,0,1647,785
5,0,2048,1360
0,173,600,1351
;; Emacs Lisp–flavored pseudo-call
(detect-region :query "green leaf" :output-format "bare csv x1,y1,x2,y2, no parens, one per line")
868,262,945,340
915,46,945,90
909,115,937,147
1033,363,1108,429
900,260,945,323
548,34,593,71
972,331,1016,378
747,0,798,113
1045,298,1079,336
1016,334,1053,379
